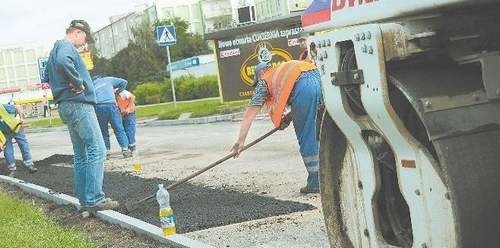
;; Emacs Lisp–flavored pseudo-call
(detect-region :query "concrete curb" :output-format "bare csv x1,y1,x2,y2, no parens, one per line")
0,175,215,248
97,210,213,248
145,113,242,127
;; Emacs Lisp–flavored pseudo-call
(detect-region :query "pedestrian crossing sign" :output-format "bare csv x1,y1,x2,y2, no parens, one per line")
156,25,177,46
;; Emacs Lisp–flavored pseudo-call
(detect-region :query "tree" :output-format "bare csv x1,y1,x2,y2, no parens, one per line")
92,16,213,87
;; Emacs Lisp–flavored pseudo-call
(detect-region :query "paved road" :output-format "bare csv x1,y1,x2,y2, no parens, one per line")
23,120,330,248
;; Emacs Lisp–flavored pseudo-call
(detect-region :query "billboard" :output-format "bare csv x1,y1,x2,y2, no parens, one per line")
214,26,304,101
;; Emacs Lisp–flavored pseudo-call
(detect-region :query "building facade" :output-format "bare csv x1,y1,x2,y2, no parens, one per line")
93,5,157,59
236,0,311,23
0,43,47,91
201,0,233,33
155,0,204,35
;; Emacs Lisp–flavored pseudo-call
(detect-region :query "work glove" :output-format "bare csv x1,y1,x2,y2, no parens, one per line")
279,112,292,130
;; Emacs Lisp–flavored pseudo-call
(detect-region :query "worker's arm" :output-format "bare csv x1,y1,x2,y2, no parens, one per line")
231,105,261,157
55,46,85,93
110,77,127,93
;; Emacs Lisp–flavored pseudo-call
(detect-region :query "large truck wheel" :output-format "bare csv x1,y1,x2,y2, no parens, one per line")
319,111,413,248
319,62,500,247
318,112,351,247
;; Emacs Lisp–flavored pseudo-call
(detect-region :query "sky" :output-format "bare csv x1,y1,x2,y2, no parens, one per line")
0,0,153,49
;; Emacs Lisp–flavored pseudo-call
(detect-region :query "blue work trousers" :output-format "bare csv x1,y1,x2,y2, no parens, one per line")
289,70,322,190
95,103,129,151
58,101,106,207
122,112,136,147
4,128,33,168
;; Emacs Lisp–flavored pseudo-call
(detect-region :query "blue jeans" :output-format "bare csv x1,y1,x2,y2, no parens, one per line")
95,103,129,150
122,112,136,146
4,128,33,168
58,101,106,207
289,70,322,189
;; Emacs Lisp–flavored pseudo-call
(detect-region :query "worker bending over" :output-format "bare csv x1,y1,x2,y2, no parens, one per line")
231,60,322,194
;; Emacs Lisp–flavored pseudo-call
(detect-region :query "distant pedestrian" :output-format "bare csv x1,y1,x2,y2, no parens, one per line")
43,19,118,212
92,75,131,158
0,104,37,176
231,60,322,194
42,94,50,117
116,90,137,153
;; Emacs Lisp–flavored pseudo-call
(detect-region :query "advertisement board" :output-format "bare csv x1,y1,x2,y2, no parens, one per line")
214,26,304,101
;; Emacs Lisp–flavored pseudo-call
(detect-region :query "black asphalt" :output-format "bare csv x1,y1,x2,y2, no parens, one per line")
3,155,315,233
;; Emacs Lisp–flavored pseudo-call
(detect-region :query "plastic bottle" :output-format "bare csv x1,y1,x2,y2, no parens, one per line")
156,184,176,236
132,150,142,173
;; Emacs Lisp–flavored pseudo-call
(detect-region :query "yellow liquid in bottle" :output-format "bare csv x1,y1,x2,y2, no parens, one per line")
159,208,176,236
162,226,176,236
133,163,142,173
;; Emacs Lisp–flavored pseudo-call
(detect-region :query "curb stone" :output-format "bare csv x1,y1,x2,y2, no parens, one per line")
0,175,215,248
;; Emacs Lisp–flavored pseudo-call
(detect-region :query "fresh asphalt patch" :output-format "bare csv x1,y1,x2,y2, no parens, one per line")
3,154,316,233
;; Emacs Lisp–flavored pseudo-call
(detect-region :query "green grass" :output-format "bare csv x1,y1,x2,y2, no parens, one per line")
155,98,249,120
23,98,249,129
0,191,93,248
25,117,64,129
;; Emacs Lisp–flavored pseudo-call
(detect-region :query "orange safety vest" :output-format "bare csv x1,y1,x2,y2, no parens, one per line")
261,60,317,127
116,95,136,115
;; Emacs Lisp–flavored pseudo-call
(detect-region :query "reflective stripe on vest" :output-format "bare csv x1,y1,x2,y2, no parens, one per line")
261,60,317,127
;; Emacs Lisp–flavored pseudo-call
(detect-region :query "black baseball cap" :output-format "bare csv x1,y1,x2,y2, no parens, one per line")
69,19,94,43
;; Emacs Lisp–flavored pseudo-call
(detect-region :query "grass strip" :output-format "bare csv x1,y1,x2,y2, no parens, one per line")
0,191,93,248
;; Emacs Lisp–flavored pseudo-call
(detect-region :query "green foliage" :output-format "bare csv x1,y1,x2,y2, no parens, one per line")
25,117,63,129
0,192,93,248
133,75,219,104
134,82,163,104
175,75,219,101
148,98,248,120
93,17,213,88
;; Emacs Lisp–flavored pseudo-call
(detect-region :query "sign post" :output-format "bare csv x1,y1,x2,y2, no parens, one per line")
156,25,177,107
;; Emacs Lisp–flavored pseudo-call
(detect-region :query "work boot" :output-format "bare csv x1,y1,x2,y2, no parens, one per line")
122,149,132,158
85,198,120,215
300,186,319,194
24,161,38,173
26,166,38,173
7,164,16,177
129,144,136,152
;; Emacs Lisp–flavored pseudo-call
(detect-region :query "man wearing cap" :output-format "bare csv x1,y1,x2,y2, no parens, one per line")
43,20,118,212
231,60,323,194
298,35,309,61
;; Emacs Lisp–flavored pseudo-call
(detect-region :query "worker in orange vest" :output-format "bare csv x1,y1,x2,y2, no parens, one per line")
116,90,137,153
231,60,322,194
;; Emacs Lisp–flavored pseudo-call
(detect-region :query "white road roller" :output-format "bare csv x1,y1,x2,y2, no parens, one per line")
302,1,500,247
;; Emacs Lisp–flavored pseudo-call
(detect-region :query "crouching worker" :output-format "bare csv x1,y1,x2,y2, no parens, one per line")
0,103,37,176
116,89,137,153
93,75,131,158
231,60,322,194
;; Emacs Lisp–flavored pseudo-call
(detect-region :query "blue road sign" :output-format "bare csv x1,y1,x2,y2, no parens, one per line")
166,57,200,71
156,25,176,46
